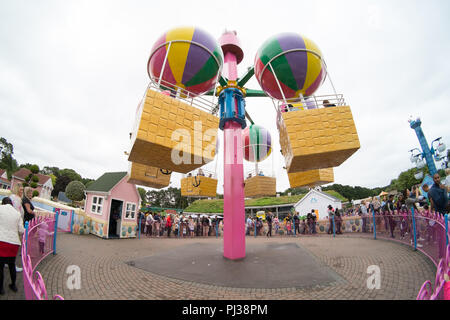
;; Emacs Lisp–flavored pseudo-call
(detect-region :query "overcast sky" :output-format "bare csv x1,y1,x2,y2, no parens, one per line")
1,0,449,194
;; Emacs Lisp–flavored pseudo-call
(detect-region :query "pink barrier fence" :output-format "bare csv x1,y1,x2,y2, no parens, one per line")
368,211,448,266
21,215,64,300
417,245,450,300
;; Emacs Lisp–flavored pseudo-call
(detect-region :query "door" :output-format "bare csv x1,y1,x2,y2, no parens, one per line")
109,199,123,238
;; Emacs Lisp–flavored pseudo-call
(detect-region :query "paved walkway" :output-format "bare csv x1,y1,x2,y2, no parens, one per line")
1,233,436,300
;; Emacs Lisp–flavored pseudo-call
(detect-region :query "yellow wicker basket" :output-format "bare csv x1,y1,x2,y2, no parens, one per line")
279,106,360,173
288,168,334,188
128,89,219,173
127,162,171,189
244,176,276,198
181,175,218,198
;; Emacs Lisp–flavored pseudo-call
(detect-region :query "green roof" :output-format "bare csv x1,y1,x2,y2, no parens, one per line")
184,191,347,213
85,172,127,193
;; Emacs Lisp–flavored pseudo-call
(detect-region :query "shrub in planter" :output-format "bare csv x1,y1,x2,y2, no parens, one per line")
32,190,39,197
30,165,39,174
65,181,86,202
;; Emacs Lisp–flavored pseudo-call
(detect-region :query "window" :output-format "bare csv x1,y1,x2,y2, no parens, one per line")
91,196,104,215
125,202,137,219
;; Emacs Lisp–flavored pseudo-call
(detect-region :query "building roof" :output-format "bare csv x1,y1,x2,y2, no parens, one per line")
58,191,71,203
85,172,128,193
12,168,51,185
294,189,342,207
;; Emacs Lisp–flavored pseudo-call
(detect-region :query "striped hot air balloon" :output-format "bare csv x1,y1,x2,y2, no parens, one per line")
254,33,326,101
242,124,272,162
148,26,223,96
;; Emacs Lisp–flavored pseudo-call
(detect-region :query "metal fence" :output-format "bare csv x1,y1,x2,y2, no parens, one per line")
22,214,64,300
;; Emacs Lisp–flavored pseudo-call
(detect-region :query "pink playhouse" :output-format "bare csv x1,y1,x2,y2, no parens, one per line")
84,172,141,239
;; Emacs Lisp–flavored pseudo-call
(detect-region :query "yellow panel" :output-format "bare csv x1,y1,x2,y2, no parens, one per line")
279,106,360,173
288,168,334,188
128,89,219,173
244,176,276,198
181,176,217,198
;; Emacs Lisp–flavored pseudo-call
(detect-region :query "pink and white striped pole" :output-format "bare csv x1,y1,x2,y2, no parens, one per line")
219,31,246,260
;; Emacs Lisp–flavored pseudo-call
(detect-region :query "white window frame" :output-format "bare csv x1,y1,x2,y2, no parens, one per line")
91,196,104,216
124,202,137,220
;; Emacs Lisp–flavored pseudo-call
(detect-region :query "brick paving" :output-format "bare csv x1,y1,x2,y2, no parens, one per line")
0,233,436,300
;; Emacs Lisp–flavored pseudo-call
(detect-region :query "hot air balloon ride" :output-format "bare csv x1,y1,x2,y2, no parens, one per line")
242,124,276,198
255,32,360,174
127,26,222,174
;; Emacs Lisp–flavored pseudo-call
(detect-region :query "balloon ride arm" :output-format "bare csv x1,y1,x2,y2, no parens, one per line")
245,111,254,125
237,67,254,87
244,89,268,97
219,76,228,87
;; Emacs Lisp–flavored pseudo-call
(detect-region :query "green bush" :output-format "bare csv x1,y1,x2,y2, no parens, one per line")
32,190,39,197
30,182,38,188
65,181,86,202
22,182,29,187
25,174,32,182
32,175,39,183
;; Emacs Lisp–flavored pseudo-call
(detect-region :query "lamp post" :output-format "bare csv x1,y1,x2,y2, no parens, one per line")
408,118,447,175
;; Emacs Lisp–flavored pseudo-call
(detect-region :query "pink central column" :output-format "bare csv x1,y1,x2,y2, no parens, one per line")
220,32,246,260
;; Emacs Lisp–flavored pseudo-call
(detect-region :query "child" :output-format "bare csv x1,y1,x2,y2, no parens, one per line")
37,223,54,254
189,218,195,238
286,221,292,236
182,221,187,237
399,209,407,239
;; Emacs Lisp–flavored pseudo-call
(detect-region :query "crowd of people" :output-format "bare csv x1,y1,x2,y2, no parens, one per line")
136,172,449,241
137,212,223,238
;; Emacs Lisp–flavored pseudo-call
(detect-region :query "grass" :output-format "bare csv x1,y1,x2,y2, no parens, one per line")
184,190,347,213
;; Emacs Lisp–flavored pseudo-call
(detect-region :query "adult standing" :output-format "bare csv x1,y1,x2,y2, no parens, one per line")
22,187,35,225
360,201,369,233
311,210,317,234
166,214,173,238
386,195,396,238
293,212,300,236
246,216,252,236
327,205,334,234
428,173,449,217
335,210,343,234
0,197,25,295
10,185,24,273
10,185,24,220
202,216,209,237
266,212,273,238
145,213,153,237
154,213,161,237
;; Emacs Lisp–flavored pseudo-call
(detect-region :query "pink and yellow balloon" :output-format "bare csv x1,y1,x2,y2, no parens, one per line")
148,26,224,96
254,33,326,100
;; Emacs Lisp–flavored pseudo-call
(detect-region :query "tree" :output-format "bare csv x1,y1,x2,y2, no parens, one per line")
138,187,148,205
0,137,18,180
65,181,86,202
52,175,72,198
59,168,82,182
42,166,60,177
82,178,94,186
